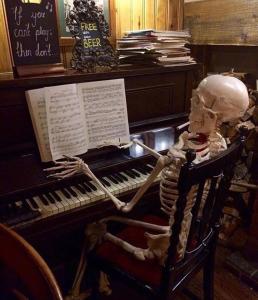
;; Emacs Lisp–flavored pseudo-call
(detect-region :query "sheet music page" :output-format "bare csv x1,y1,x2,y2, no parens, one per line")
77,79,130,149
26,88,52,162
45,84,88,161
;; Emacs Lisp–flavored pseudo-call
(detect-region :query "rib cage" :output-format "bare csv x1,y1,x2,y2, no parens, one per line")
159,149,211,258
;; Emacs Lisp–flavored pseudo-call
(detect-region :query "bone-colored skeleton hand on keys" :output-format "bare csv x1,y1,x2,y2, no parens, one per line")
44,156,126,210
44,138,164,213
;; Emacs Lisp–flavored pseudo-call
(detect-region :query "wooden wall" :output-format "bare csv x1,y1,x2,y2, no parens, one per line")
0,0,12,74
184,0,258,78
184,0,258,45
115,0,170,38
0,0,183,73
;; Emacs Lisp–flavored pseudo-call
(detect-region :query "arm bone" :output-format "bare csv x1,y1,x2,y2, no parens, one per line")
122,155,169,213
133,139,162,159
100,216,169,233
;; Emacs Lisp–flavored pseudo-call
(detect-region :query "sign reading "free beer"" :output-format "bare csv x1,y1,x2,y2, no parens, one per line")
80,22,102,50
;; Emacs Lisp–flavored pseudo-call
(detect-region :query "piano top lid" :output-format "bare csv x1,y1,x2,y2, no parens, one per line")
0,126,175,201
0,64,199,88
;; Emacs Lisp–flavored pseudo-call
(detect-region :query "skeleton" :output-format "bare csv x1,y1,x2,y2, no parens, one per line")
46,75,249,299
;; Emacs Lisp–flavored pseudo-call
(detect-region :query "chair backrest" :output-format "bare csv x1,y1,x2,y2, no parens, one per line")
0,224,63,300
160,133,245,296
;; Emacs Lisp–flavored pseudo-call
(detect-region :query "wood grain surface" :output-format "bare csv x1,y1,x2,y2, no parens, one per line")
0,0,12,73
184,0,258,45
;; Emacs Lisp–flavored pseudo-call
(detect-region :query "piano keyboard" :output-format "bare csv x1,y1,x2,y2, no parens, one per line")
1,163,160,228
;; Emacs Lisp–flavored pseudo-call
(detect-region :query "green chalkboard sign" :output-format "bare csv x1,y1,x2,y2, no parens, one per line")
4,0,61,66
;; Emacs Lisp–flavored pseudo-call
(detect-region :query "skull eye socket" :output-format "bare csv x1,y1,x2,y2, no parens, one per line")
207,111,215,119
191,96,200,105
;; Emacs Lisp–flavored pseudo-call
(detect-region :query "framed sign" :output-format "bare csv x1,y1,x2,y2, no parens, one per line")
58,0,110,39
67,0,117,72
4,0,61,67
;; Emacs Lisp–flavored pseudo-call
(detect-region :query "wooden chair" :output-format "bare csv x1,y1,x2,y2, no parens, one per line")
0,223,63,300
89,133,245,300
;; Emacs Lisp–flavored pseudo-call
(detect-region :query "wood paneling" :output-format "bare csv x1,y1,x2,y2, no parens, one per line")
144,0,155,29
0,0,12,74
156,0,168,30
0,1,184,73
115,0,172,38
170,0,184,30
184,0,258,45
116,0,132,38
132,0,144,30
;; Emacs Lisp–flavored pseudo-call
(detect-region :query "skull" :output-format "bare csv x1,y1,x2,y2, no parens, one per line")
189,75,249,134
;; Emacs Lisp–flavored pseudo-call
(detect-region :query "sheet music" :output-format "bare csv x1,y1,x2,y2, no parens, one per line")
45,84,88,161
77,79,130,149
26,88,52,161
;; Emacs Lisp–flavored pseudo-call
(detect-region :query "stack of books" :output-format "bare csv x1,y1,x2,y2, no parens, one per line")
117,29,195,66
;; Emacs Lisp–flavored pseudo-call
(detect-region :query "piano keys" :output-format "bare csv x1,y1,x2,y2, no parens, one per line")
0,163,159,228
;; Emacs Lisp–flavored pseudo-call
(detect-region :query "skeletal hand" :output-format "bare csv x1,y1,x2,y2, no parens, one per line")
44,156,92,180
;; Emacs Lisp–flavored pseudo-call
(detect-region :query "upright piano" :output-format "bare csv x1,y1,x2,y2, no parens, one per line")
0,64,200,289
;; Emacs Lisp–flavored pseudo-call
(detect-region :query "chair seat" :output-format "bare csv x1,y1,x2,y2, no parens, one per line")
95,215,167,287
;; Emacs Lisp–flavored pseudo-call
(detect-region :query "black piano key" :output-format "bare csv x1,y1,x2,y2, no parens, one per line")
130,169,141,177
135,166,148,175
29,197,39,209
45,193,56,204
124,170,136,179
107,175,119,184
39,195,49,206
101,177,111,187
99,179,107,187
60,189,71,199
144,164,153,172
67,186,77,197
87,182,97,191
24,199,32,210
118,172,128,181
117,173,128,183
75,184,86,194
52,191,62,202
81,182,92,193
113,174,123,183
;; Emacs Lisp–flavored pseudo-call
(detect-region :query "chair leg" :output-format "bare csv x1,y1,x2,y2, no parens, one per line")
203,250,215,300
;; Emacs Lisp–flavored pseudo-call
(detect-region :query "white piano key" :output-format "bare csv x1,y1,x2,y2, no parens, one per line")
58,189,77,209
71,185,91,206
102,176,120,195
54,190,71,211
64,188,81,208
32,196,53,217
47,193,64,213
120,171,139,189
85,181,105,202
42,194,59,214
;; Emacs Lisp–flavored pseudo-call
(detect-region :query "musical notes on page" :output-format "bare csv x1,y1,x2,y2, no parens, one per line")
77,79,130,149
45,84,88,161
26,79,130,162
26,88,52,162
